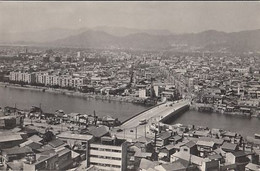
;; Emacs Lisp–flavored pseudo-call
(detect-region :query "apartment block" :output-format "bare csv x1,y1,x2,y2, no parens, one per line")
86,137,129,171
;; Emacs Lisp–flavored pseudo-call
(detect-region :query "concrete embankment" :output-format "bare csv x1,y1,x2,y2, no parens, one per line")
0,82,145,104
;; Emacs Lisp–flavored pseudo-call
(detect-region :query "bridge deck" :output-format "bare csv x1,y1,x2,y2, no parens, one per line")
121,99,190,129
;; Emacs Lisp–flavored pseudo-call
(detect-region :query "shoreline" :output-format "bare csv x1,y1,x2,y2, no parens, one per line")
190,103,260,118
0,82,149,105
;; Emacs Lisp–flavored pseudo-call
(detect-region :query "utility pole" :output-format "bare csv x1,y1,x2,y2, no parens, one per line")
144,125,146,138
39,103,42,115
14,103,17,115
94,110,97,126
135,126,137,139
153,130,158,161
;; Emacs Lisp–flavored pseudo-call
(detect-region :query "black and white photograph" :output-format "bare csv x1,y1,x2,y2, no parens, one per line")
0,1,260,171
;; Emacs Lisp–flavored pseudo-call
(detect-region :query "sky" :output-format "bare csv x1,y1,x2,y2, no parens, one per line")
1,1,260,34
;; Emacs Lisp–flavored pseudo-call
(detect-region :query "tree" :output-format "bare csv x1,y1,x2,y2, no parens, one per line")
43,130,55,143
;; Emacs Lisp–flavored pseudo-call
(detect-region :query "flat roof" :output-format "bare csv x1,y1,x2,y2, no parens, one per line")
57,132,93,141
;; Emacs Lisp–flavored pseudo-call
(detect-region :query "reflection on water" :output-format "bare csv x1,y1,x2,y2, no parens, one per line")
1,86,259,137
170,110,260,137
0,86,148,122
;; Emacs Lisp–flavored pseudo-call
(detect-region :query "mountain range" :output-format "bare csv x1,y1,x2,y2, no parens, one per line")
1,26,260,52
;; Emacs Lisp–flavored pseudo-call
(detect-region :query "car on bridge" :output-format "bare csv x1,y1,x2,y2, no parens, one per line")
139,119,147,125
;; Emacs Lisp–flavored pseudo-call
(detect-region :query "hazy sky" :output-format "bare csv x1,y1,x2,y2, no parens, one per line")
1,1,260,34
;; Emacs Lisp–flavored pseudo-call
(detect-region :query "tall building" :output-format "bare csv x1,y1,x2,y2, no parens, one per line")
77,51,81,59
9,72,36,84
86,136,129,171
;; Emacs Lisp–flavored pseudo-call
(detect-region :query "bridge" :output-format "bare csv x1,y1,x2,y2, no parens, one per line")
113,99,190,139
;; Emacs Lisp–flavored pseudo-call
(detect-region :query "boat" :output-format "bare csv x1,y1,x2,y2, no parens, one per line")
255,133,260,139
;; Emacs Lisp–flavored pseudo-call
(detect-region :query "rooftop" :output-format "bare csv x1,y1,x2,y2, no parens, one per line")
57,132,93,141
2,146,33,155
196,140,215,147
48,138,65,148
221,142,238,151
88,125,110,138
0,134,23,143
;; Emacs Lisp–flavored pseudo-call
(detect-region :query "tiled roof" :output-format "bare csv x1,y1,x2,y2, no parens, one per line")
3,146,33,155
221,142,238,151
199,137,224,145
196,140,214,147
231,151,250,157
159,162,187,171
172,152,210,166
0,134,23,143
139,158,158,170
28,135,43,143
183,140,196,148
48,138,65,148
165,144,176,151
208,153,222,160
27,142,42,150
245,163,260,171
194,130,210,137
158,131,172,140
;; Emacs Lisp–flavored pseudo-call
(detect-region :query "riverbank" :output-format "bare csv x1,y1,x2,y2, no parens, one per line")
169,109,260,138
0,82,149,105
190,103,260,118
0,85,149,122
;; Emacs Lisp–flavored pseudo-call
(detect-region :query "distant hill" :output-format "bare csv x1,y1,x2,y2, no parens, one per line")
44,29,260,52
93,26,173,37
1,27,260,52
0,26,173,43
46,30,121,49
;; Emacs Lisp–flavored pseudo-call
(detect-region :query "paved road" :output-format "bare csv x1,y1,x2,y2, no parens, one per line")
121,99,190,129
112,100,190,140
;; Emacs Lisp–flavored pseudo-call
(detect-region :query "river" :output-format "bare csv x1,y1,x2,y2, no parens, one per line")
170,110,260,137
0,86,259,137
0,86,148,122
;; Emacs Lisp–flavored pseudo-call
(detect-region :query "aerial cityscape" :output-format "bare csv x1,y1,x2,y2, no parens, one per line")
0,1,260,171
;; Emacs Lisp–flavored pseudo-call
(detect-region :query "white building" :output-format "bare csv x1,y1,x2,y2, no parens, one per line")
86,137,129,171
139,89,147,98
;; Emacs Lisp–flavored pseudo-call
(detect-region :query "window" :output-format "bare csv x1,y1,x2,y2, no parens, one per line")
90,155,98,158
184,149,188,152
111,165,121,168
90,147,98,150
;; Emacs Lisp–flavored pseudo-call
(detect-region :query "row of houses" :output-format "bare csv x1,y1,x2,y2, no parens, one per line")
9,71,87,88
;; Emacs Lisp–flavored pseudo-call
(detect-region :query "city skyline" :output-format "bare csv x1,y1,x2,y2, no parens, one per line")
1,1,260,34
